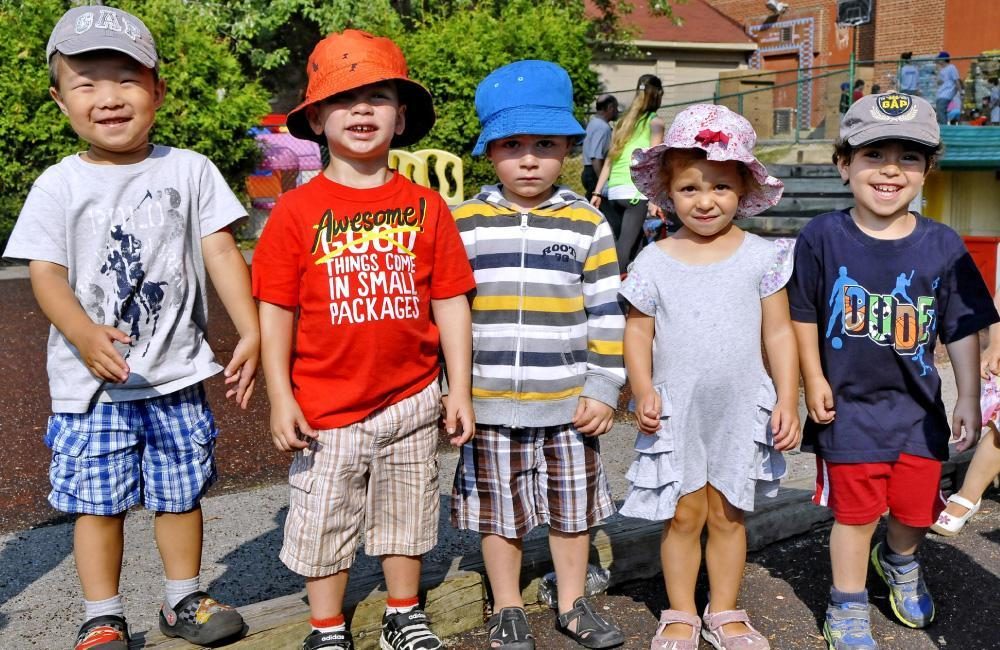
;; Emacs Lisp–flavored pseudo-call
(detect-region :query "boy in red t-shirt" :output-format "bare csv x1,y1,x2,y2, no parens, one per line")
252,30,475,650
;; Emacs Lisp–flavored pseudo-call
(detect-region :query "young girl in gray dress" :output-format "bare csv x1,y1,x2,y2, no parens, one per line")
621,105,801,650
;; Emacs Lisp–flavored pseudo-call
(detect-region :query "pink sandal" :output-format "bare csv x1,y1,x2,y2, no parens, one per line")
701,605,770,649
649,609,701,650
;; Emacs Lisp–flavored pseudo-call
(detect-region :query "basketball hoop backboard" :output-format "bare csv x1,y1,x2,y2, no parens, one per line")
836,0,873,27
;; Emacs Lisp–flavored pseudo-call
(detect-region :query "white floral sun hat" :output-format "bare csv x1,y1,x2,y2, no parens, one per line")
630,104,784,218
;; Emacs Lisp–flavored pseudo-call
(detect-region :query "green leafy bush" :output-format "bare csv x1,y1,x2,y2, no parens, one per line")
397,0,599,196
0,0,271,251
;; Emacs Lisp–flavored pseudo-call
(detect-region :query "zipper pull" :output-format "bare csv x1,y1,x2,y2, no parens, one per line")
520,213,529,230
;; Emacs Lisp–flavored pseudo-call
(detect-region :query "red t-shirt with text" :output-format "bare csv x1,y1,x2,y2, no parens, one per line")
252,172,475,429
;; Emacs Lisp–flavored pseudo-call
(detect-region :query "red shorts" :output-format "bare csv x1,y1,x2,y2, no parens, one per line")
814,453,945,527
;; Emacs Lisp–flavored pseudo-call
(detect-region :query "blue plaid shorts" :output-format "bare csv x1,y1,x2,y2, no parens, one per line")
45,384,218,515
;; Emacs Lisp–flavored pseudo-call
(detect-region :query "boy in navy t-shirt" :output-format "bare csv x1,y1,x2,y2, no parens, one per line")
788,92,999,649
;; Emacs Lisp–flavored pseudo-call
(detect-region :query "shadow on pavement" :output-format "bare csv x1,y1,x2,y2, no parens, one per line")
0,518,74,633
754,494,1000,649
206,506,295,606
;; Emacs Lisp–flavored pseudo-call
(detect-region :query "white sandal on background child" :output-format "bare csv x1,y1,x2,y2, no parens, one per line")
930,494,981,536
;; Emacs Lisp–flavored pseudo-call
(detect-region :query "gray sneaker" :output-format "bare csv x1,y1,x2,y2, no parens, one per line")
870,542,935,628
823,603,879,650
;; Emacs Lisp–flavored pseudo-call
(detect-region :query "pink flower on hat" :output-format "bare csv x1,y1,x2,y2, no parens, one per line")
630,104,783,218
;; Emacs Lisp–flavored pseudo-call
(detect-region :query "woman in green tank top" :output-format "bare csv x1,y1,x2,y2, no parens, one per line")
591,74,665,270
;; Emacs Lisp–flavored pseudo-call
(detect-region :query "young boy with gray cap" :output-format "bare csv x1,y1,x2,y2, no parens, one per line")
3,5,260,649
788,92,999,649
450,60,626,649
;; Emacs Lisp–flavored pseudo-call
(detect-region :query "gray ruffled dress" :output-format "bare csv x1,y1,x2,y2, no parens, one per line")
618,233,794,520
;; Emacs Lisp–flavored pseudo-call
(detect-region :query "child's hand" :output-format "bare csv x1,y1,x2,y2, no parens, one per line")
442,393,475,446
951,395,982,452
269,393,316,453
981,344,1000,378
771,397,801,451
573,397,615,436
633,389,661,435
804,377,836,424
76,323,132,383
224,334,259,409
589,195,603,209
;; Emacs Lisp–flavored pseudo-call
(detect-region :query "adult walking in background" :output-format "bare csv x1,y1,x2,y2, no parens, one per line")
935,51,961,125
581,94,619,201
590,75,665,271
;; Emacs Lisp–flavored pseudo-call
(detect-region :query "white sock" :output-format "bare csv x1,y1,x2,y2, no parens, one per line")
164,575,200,609
385,602,418,615
84,594,124,620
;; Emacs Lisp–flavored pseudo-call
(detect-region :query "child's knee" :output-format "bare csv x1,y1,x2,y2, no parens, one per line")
706,501,744,534
669,493,708,535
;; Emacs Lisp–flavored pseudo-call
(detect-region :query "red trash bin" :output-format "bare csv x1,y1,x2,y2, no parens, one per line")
963,236,1000,295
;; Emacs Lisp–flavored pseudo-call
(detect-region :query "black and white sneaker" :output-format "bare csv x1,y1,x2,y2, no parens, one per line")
379,609,442,650
303,628,354,649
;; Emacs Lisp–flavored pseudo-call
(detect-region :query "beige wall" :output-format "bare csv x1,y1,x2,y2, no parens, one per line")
592,48,750,119
923,170,1000,236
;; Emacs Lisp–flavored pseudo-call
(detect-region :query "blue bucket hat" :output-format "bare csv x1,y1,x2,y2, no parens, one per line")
472,60,585,156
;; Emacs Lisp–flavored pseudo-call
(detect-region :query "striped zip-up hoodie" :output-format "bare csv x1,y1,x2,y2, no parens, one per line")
452,185,626,428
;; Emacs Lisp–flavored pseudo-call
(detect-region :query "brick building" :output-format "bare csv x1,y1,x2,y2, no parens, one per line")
704,1,1000,131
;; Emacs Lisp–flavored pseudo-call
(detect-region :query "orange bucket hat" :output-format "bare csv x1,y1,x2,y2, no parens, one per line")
286,30,435,147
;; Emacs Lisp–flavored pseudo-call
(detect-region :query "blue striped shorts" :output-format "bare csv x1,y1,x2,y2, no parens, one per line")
45,384,218,515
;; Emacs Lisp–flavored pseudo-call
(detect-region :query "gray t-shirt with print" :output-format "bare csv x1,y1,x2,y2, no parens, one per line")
3,145,246,413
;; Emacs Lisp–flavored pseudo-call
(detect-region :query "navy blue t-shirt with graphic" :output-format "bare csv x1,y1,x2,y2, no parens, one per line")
788,211,998,463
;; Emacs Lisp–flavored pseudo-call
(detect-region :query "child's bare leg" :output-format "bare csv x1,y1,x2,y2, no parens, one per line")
829,519,879,592
306,572,350,619
704,485,749,636
381,554,422,600
549,529,589,624
946,426,1000,516
482,534,524,609
154,507,203,579
75,513,126,600
885,516,927,555
659,487,708,640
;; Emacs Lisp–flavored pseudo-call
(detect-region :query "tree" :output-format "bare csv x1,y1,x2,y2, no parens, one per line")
398,0,601,191
0,0,271,250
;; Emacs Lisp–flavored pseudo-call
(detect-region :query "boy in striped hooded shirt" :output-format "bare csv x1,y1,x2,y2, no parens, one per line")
449,60,627,650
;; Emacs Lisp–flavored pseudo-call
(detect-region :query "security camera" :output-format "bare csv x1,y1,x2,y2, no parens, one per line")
766,0,789,14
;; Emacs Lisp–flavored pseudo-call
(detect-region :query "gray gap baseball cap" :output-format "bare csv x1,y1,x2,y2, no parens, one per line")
47,5,157,68
840,92,940,148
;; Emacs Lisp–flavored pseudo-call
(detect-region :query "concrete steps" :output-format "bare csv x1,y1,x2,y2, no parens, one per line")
750,163,853,236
